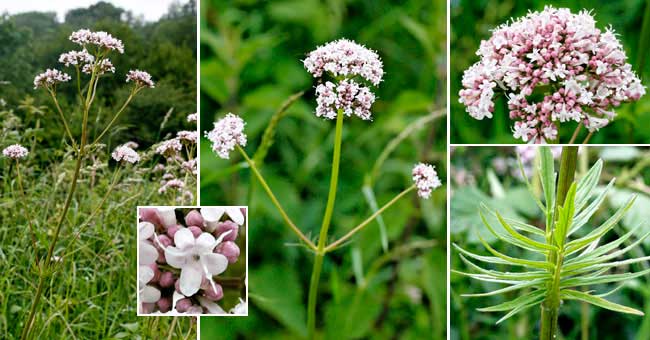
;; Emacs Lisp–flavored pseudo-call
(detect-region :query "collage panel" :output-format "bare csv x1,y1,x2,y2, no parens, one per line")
0,1,198,339
451,1,649,144
198,0,447,339
450,145,650,339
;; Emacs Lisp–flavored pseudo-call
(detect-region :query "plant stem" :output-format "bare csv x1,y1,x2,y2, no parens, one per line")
307,110,344,339
92,90,135,144
582,132,594,144
167,317,178,340
568,124,582,144
236,146,316,250
48,91,77,149
540,146,578,340
325,185,416,252
15,161,40,266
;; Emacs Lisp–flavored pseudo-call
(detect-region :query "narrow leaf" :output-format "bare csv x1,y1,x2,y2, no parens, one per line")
561,289,644,316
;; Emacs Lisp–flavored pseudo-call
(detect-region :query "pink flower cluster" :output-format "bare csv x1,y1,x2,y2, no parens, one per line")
59,49,94,67
304,39,383,120
111,145,140,164
155,138,183,157
138,207,246,315
177,130,198,144
412,163,442,199
459,6,645,143
69,29,124,54
187,113,198,122
2,144,29,159
204,113,247,159
126,70,155,88
83,59,115,75
33,69,71,89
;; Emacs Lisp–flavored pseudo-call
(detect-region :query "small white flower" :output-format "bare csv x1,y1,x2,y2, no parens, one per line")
201,207,245,232
204,113,247,159
412,163,442,199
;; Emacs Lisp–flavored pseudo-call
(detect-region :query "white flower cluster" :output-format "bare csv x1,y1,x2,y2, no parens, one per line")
111,145,140,164
304,39,383,120
69,29,124,53
83,59,115,75
33,69,71,89
177,130,198,144
59,49,94,67
2,144,29,160
126,69,155,88
155,138,183,157
412,163,441,199
204,113,247,159
187,113,198,122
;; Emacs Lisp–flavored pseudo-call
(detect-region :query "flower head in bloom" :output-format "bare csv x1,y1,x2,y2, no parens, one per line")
304,38,383,86
187,113,197,122
111,145,140,164
69,29,124,54
83,59,115,75
2,144,29,159
33,69,71,89
164,228,230,296
159,179,185,194
177,130,198,144
155,138,182,157
59,49,94,67
458,6,646,143
412,163,441,199
315,79,375,120
126,70,155,88
204,113,247,159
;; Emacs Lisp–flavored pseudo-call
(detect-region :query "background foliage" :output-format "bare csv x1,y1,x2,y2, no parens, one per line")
450,146,650,339
0,1,197,338
199,0,447,338
451,0,650,143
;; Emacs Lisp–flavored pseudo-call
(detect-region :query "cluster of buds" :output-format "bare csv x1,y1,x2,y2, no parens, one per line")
138,207,247,315
2,144,29,160
459,6,645,143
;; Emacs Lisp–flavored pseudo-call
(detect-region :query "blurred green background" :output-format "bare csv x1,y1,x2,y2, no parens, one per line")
450,146,650,339
451,0,650,143
199,0,446,338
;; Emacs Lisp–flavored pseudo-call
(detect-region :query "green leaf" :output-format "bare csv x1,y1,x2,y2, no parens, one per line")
492,207,556,251
569,179,615,236
517,152,545,212
574,159,603,211
561,289,644,316
361,185,388,252
555,182,577,248
561,268,650,288
477,289,546,312
458,254,549,282
477,234,554,270
539,146,556,212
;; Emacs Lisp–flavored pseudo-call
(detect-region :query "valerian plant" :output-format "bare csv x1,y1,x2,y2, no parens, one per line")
6,28,155,340
205,39,443,338
454,146,649,339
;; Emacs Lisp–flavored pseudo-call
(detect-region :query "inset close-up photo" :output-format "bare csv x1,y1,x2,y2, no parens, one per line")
451,145,650,339
451,1,650,144
138,206,248,316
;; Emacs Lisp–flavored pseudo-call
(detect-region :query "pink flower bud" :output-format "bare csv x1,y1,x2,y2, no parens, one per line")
157,234,172,247
148,263,161,283
188,226,203,238
141,302,156,314
214,220,238,241
186,306,203,314
203,283,223,301
185,210,204,227
140,208,162,226
167,225,181,238
157,297,172,313
175,298,192,313
159,272,175,288
157,248,166,264
215,241,240,263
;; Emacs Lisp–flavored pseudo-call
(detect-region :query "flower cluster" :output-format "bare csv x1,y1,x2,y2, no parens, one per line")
33,69,71,89
2,144,29,160
187,113,197,122
459,6,645,143
304,39,383,120
111,145,140,164
83,59,115,75
138,207,247,315
412,163,442,199
204,113,247,159
177,130,198,144
69,29,124,53
58,49,94,67
126,70,155,88
155,138,183,157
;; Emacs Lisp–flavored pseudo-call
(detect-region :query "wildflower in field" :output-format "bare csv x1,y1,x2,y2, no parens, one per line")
159,179,185,194
187,112,197,122
69,29,124,54
201,207,245,232
412,163,441,199
163,228,230,296
458,6,645,143
204,113,247,159
111,145,140,164
2,144,29,159
177,130,198,144
33,69,71,89
126,69,155,88
83,59,115,75
181,160,197,175
304,39,383,120
155,138,182,157
58,49,94,67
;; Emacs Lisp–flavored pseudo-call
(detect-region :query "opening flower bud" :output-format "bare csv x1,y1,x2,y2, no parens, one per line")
215,241,240,263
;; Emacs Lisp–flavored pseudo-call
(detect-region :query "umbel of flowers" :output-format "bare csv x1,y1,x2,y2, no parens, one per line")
459,6,645,143
138,207,247,315
205,38,442,337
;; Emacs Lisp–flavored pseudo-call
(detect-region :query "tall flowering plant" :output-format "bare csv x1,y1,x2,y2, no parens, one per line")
5,29,154,340
459,6,645,144
205,39,443,337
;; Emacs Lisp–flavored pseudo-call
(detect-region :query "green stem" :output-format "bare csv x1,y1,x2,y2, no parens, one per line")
48,91,77,149
15,161,40,266
236,146,316,250
92,90,136,144
568,124,582,144
540,146,578,340
307,110,344,339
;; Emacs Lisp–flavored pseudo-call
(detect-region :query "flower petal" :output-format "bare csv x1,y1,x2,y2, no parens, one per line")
226,207,245,225
201,207,225,232
197,296,227,314
174,228,195,250
157,207,177,228
196,232,216,252
179,264,203,296
201,253,228,276
138,222,154,240
140,265,154,286
164,246,188,268
139,241,158,266
141,285,161,303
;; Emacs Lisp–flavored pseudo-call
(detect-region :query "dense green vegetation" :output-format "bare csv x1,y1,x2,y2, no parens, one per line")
199,0,446,338
451,0,650,143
